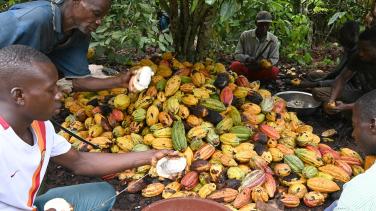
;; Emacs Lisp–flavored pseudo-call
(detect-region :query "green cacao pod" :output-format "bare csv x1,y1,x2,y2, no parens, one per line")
132,108,146,122
172,120,188,151
216,117,233,134
200,98,226,112
156,78,167,91
166,97,180,114
295,148,324,167
229,106,242,126
284,154,305,173
180,76,192,84
302,166,318,179
229,126,253,141
206,128,220,146
190,138,205,151
132,143,150,152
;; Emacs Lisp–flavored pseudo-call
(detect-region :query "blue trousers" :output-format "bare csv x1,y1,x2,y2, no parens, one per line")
34,182,116,211
325,200,338,211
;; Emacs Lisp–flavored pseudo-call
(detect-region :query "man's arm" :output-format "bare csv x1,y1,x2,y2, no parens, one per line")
71,71,131,92
234,33,251,63
268,41,280,65
52,148,176,176
328,68,354,103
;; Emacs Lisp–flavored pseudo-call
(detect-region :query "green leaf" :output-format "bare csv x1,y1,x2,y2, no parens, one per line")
158,42,167,51
220,0,240,22
111,31,123,40
164,33,173,43
159,34,165,42
205,0,216,6
328,12,346,26
191,0,199,13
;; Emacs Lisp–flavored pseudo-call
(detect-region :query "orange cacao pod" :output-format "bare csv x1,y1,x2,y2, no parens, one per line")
233,188,251,209
207,188,239,203
280,193,300,208
220,86,234,106
251,186,269,202
194,144,216,160
307,177,340,193
181,171,199,190
319,164,350,182
142,183,165,197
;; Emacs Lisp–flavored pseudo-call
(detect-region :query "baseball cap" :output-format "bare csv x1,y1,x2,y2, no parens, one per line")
256,11,272,23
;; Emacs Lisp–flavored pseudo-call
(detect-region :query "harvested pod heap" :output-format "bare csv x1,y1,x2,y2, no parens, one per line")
58,53,364,210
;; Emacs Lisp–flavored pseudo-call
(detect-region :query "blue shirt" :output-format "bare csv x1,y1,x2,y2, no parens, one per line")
0,0,90,77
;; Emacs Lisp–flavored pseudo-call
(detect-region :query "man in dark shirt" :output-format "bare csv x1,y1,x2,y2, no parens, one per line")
0,0,131,92
305,21,363,103
326,26,376,113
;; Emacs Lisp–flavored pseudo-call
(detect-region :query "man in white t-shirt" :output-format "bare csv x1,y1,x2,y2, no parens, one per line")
325,90,376,211
0,45,176,211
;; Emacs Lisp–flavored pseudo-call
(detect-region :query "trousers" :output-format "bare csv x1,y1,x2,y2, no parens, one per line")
34,182,116,211
230,61,279,81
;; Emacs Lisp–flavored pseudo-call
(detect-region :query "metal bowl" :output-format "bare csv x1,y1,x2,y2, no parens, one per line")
275,91,321,116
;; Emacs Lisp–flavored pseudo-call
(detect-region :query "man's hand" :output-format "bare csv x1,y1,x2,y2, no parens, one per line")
324,101,353,114
150,150,179,166
245,57,256,63
118,71,132,89
245,58,260,71
333,101,354,111
324,101,338,114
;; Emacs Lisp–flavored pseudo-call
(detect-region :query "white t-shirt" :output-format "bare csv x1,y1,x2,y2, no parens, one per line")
334,161,376,211
0,119,71,211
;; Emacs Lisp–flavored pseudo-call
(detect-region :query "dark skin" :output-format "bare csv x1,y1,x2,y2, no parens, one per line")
325,40,376,113
0,61,177,177
352,105,376,155
59,0,132,92
245,22,272,68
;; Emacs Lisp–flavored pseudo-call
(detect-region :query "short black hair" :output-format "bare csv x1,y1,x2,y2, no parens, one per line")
358,25,376,46
338,21,359,49
355,90,376,122
0,45,52,85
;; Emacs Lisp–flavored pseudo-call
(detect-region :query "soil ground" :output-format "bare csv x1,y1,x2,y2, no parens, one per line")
43,45,361,210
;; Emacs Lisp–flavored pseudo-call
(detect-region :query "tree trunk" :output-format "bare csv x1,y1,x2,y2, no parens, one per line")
365,0,376,28
159,0,217,61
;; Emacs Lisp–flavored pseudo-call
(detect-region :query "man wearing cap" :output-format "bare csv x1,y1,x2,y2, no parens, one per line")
230,11,280,81
0,0,132,92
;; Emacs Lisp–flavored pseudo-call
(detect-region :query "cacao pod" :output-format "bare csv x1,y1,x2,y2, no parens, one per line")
142,183,165,197
172,120,188,151
181,171,199,190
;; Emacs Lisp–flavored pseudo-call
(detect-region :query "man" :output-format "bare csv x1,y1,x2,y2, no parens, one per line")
325,26,376,113
310,21,362,103
325,90,376,211
0,45,175,211
230,11,280,81
0,0,131,92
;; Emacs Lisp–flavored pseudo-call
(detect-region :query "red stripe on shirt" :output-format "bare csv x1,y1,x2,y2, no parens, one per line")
0,116,9,129
27,121,46,207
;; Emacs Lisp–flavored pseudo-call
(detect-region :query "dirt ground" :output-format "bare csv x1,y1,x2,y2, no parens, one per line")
43,46,361,210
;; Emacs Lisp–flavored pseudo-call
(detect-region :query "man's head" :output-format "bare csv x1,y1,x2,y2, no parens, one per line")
70,0,111,34
255,11,272,39
352,90,376,155
337,21,359,50
356,26,376,62
0,45,62,121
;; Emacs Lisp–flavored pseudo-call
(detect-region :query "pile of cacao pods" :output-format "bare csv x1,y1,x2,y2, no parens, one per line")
58,52,364,210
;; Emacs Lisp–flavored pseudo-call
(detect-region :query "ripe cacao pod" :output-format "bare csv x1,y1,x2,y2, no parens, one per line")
181,171,199,190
